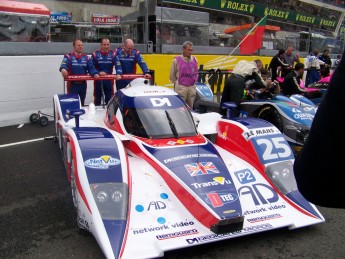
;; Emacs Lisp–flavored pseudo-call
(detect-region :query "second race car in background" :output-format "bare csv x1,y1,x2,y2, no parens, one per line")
194,83,317,155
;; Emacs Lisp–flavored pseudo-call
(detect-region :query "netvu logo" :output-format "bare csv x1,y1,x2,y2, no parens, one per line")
84,155,120,169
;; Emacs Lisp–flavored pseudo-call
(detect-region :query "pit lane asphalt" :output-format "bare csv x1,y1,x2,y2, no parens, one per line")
0,122,344,259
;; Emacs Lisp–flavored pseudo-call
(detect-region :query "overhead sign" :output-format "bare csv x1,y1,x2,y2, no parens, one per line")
162,0,338,29
50,12,72,23
92,14,120,25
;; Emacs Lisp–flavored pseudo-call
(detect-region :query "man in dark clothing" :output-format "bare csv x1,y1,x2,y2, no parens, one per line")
220,59,268,117
91,38,121,105
114,38,151,90
246,68,281,99
282,63,306,96
59,39,99,106
268,49,291,81
318,49,332,78
293,48,345,209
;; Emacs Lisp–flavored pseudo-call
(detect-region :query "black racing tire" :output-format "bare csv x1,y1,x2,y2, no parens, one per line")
39,116,49,127
258,106,283,132
29,113,39,124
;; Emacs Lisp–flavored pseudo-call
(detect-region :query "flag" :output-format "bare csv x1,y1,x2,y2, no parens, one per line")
240,16,267,55
184,162,219,176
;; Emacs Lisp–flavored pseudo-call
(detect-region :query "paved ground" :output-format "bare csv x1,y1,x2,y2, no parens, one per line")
0,122,344,259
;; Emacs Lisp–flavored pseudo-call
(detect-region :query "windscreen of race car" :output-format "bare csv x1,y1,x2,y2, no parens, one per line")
122,105,198,139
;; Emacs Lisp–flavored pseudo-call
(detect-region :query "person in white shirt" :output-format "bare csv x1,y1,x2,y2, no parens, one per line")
305,49,326,85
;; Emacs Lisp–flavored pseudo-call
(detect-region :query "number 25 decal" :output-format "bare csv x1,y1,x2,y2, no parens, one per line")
256,137,292,160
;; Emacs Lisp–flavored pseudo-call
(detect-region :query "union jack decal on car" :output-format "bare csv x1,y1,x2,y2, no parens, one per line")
185,162,220,176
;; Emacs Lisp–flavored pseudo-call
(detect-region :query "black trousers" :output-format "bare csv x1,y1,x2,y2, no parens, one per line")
220,75,245,117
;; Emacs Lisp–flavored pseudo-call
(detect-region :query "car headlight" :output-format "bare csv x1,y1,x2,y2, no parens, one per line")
96,191,108,203
265,161,297,195
90,183,128,220
112,190,123,202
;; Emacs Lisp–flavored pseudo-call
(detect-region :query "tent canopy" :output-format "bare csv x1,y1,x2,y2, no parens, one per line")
0,0,50,16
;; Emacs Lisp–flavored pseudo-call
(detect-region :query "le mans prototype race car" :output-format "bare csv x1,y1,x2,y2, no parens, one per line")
53,76,324,259
194,83,318,155
238,94,317,155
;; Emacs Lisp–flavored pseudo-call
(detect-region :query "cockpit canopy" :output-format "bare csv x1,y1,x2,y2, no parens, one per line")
122,96,197,139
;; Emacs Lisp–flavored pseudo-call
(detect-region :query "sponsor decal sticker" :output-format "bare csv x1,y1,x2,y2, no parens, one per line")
60,98,79,102
165,139,193,145
242,127,280,140
135,193,169,212
164,153,217,164
205,192,238,207
84,155,120,169
186,223,273,244
239,184,280,206
185,162,220,176
247,214,282,223
147,201,167,211
293,113,314,120
150,98,172,107
78,217,89,230
135,193,169,225
223,210,236,214
144,90,166,94
133,221,195,235
303,106,317,112
191,177,232,189
218,131,227,140
242,205,286,217
156,229,199,240
235,169,256,184
176,139,185,144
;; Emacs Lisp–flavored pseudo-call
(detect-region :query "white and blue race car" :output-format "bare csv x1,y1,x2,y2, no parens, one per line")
53,76,324,259
194,83,318,155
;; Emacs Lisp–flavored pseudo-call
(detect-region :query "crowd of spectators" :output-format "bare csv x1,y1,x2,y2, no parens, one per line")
231,0,343,33
245,0,343,18
315,0,345,8
248,0,344,9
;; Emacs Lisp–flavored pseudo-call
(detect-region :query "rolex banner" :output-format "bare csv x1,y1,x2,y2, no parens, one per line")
161,0,337,30
240,16,267,55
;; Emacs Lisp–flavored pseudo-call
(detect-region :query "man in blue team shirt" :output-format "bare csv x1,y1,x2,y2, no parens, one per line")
59,39,99,106
91,38,121,105
114,38,151,90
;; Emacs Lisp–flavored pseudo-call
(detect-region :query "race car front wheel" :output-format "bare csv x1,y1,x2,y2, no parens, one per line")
258,106,283,132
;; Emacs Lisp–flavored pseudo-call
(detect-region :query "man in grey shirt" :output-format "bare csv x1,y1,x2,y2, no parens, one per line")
282,46,300,77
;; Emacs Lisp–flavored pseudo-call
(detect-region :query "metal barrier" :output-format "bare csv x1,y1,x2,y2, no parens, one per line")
63,74,150,93
198,69,232,101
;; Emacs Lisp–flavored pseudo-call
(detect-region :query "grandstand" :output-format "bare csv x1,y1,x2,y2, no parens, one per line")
0,0,344,56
